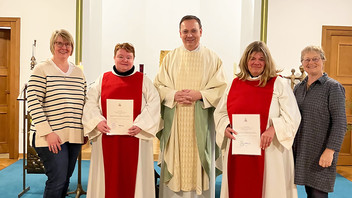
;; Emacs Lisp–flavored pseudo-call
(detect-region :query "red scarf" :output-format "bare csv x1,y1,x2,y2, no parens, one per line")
101,71,143,198
226,77,276,198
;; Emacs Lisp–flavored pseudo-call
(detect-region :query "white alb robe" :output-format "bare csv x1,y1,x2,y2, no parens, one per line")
214,77,301,198
82,69,161,198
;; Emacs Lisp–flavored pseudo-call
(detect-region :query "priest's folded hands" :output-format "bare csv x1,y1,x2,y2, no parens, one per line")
174,89,202,104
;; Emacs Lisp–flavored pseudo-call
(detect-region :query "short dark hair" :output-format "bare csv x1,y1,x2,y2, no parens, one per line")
179,15,202,30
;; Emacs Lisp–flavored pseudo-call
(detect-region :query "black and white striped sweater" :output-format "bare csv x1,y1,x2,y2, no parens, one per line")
27,59,86,147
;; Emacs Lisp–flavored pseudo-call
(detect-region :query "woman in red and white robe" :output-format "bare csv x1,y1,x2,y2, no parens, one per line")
83,43,160,198
214,41,301,198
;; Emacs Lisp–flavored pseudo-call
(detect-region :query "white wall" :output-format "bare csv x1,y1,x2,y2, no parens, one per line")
83,0,352,81
83,0,262,84
0,0,76,153
267,0,352,76
82,0,102,85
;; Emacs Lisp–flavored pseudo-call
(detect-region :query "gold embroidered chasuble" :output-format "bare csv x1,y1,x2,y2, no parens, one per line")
154,45,227,195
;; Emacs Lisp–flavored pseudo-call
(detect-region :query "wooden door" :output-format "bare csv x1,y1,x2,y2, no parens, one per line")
322,26,352,165
0,27,11,154
0,18,20,159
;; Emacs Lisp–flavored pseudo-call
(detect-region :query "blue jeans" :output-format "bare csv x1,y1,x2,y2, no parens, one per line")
34,141,81,198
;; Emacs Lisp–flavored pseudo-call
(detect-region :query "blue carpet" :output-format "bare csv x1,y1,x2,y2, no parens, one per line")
1,160,351,197
0,160,89,198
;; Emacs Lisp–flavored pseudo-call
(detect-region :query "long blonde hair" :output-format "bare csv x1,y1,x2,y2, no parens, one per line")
236,41,280,87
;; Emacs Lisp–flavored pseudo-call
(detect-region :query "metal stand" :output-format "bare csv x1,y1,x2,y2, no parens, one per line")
67,151,86,198
17,83,86,197
18,84,30,198
17,83,45,197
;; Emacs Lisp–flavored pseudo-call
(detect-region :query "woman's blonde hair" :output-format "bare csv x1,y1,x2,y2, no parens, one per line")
49,29,74,55
236,41,280,87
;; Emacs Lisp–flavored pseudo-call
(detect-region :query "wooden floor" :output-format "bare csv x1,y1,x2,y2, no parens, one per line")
336,165,352,181
0,154,17,171
1,150,352,182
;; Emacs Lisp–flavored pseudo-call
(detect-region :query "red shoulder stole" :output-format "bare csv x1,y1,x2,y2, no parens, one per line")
226,77,277,198
101,71,143,198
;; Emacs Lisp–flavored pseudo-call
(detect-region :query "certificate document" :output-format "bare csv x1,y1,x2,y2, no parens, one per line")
232,114,261,155
106,99,133,135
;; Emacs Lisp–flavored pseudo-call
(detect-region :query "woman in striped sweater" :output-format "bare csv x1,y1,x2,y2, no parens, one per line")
27,29,86,198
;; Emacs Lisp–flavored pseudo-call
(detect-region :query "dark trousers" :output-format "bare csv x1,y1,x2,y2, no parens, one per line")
305,186,328,198
35,142,81,198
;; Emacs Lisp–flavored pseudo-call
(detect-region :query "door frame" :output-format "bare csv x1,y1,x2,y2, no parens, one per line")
0,17,20,159
322,26,352,75
322,25,352,165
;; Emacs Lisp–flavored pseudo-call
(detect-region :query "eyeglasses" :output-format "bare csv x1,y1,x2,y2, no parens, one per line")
55,42,71,48
302,57,321,63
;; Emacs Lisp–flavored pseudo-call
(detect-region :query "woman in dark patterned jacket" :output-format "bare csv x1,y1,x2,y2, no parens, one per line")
293,45,347,198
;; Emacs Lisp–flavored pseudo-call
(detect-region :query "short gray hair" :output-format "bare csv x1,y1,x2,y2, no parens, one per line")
301,45,326,62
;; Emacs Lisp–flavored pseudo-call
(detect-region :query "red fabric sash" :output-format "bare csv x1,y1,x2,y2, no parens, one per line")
226,77,276,198
101,71,143,198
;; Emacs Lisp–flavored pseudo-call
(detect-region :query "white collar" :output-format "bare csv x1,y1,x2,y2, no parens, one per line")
182,44,201,52
247,75,262,81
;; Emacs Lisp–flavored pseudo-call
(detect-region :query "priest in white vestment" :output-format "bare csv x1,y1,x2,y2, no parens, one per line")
154,15,227,198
